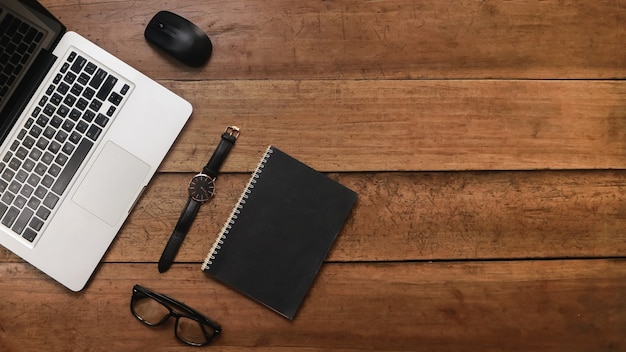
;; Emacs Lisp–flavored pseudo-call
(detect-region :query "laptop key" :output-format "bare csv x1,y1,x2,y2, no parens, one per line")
12,208,33,234
0,203,7,219
85,62,97,74
57,82,69,94
51,138,93,195
1,168,15,182
90,68,107,89
43,104,55,116
86,125,102,140
1,192,15,205
8,180,20,193
96,75,117,100
14,195,26,209
41,175,53,187
23,228,37,242
43,193,59,209
77,73,90,86
36,206,51,221
108,92,123,106
50,93,62,105
95,113,109,127
29,217,44,231
24,28,38,44
70,55,87,73
34,186,47,199
1,206,19,228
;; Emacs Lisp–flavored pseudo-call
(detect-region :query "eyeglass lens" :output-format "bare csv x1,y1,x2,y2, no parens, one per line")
132,296,170,325
176,316,212,345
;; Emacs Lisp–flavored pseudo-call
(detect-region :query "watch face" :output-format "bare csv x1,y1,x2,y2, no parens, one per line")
188,174,215,202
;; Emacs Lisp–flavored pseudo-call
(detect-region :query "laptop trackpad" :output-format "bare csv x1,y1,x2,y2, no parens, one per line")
72,141,150,226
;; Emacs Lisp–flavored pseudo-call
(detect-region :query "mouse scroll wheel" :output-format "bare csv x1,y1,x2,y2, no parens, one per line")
157,22,166,29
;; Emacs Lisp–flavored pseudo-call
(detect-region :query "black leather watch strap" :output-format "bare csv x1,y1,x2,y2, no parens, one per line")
158,198,201,273
158,126,240,273
203,127,239,178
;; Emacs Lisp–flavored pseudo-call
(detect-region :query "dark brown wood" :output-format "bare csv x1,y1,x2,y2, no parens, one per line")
0,261,624,351
110,170,626,263
0,0,624,350
51,0,626,80
156,80,626,173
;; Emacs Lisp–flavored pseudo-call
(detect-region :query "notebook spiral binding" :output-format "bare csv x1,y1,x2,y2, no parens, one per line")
202,146,275,271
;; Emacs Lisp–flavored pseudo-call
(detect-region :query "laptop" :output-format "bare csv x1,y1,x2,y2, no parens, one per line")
0,0,192,291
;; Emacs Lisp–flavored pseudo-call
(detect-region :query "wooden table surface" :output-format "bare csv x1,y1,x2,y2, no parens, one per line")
1,1,625,351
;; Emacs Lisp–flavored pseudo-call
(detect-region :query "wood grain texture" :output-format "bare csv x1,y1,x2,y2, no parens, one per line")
46,0,626,80
92,170,626,263
0,261,624,351
157,80,626,172
0,0,624,350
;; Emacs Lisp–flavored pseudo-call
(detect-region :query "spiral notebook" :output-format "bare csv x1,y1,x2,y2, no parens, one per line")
201,146,357,319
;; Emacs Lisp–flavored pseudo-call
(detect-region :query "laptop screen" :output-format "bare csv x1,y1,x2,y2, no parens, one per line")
0,0,65,142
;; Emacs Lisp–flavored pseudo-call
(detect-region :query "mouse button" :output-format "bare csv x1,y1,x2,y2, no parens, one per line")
152,19,165,29
153,10,178,23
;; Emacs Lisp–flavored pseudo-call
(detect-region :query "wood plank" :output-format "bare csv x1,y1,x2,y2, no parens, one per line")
45,0,626,79
105,170,626,263
0,261,623,351
159,80,626,172
4,170,624,263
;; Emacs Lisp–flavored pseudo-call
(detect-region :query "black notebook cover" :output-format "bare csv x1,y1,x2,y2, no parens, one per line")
202,146,357,319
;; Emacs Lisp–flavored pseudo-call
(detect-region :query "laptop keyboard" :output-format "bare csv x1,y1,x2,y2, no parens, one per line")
0,51,131,242
0,11,45,103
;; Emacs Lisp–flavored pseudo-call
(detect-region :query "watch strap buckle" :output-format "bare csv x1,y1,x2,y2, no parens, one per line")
225,126,240,140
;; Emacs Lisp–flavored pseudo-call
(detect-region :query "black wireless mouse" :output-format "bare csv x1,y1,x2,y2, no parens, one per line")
144,11,212,67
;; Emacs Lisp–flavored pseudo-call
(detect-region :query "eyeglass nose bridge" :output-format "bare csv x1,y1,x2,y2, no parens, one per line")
153,308,180,327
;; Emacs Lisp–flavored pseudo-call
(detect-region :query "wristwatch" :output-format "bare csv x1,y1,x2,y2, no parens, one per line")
158,126,240,273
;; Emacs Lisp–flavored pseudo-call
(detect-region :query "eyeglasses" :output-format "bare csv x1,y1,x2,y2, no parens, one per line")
130,284,221,347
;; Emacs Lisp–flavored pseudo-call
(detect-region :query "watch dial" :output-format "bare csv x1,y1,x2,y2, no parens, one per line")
188,174,215,202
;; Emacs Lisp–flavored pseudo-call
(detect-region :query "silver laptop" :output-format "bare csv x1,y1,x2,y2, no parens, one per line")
0,0,192,291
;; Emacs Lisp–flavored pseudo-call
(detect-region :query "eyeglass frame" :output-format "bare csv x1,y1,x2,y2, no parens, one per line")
130,284,222,347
